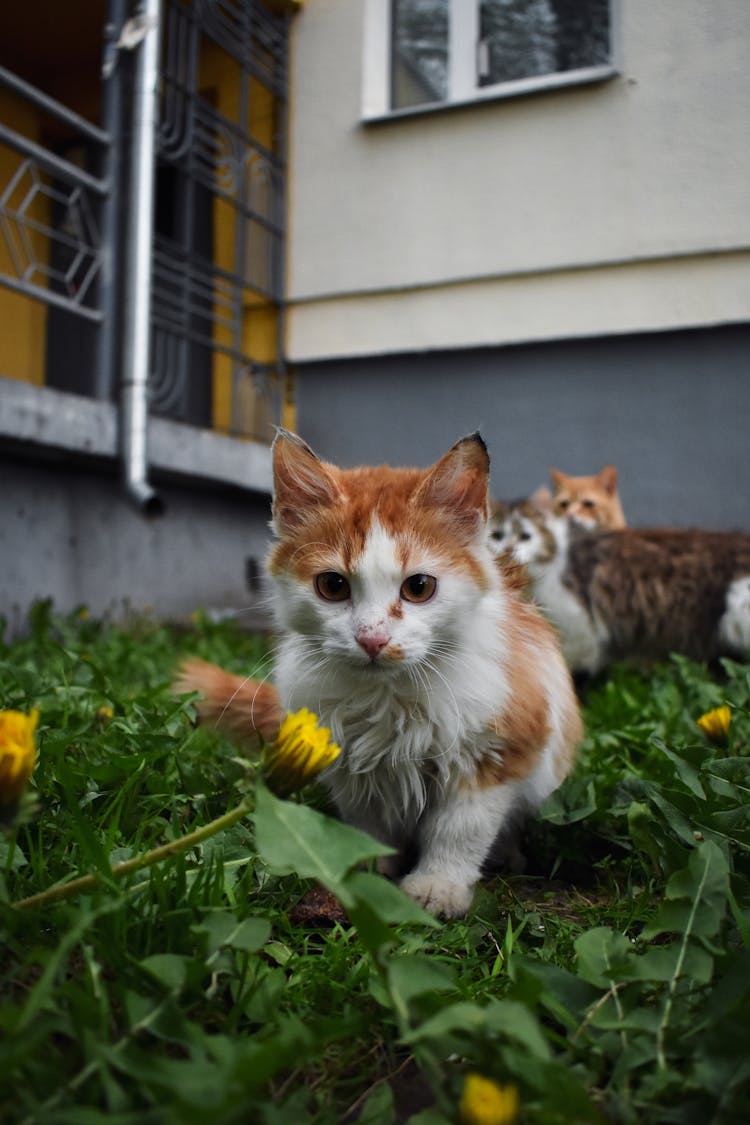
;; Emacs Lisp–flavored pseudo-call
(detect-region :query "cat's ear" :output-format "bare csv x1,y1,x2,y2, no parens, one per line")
272,430,342,534
529,484,553,513
549,469,566,493
596,465,618,495
416,433,490,537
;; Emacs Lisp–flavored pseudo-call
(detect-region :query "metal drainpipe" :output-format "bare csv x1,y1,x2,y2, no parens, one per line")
119,0,164,516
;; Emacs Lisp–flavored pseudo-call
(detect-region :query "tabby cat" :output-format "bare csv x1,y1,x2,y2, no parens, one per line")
510,510,750,675
177,432,582,917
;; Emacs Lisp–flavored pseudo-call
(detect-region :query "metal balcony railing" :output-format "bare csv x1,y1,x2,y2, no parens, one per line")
0,0,290,503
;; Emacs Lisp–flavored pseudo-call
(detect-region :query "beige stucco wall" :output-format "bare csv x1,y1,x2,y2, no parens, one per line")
286,0,750,360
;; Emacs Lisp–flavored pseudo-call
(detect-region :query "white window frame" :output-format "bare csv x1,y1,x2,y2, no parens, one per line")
362,0,618,121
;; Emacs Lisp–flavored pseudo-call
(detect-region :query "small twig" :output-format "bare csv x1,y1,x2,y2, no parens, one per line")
656,850,712,1070
573,980,627,1046
342,1052,415,1121
11,796,253,911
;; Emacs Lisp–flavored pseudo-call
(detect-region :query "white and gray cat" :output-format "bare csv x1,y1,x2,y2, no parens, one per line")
504,508,750,675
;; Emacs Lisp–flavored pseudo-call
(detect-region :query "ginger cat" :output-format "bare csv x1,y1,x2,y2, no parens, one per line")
549,466,626,530
177,432,582,917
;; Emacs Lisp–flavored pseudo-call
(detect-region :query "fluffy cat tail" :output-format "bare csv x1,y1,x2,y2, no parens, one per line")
174,659,282,744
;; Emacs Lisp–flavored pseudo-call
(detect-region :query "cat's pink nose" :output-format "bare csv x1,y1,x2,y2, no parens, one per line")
356,630,390,660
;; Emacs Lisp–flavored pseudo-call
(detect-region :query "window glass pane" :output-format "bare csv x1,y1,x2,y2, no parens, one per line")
479,0,610,88
391,0,449,110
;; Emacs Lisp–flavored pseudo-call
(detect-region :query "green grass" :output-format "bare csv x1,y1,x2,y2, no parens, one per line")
1,602,750,1124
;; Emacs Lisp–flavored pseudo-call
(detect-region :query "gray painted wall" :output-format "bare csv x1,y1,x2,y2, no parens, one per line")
295,325,750,532
0,454,273,633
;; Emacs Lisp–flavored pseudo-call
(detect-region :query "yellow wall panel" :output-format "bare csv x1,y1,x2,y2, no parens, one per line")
0,92,49,386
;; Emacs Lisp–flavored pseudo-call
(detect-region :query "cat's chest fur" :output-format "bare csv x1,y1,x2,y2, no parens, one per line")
273,591,512,828
526,520,608,674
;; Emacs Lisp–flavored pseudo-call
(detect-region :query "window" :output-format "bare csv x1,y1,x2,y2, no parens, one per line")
363,0,614,118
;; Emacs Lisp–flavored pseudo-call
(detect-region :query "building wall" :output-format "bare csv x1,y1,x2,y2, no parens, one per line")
0,378,274,630
286,0,750,360
0,455,273,631
294,324,750,532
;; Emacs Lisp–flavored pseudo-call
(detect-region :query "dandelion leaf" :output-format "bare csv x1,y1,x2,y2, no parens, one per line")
253,781,392,900
643,841,729,943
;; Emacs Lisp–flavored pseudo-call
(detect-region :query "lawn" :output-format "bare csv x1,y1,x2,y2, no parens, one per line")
1,603,749,1124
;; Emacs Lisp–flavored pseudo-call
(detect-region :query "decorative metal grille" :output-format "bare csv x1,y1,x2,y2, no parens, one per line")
151,0,289,437
0,1,289,440
0,67,109,324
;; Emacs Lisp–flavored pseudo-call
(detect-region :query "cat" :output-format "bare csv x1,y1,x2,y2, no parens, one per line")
177,431,583,917
487,487,552,557
487,463,625,558
549,466,627,530
508,509,750,675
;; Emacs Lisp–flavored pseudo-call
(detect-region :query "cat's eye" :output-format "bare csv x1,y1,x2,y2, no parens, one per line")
314,571,351,602
557,498,570,510
400,574,437,604
582,499,596,510
519,531,532,541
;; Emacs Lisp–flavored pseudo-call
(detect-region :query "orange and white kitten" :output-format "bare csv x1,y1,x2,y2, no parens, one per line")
178,432,582,917
550,466,626,530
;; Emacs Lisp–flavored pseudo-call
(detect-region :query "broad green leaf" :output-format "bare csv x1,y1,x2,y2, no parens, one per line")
483,999,552,1059
540,776,597,825
386,955,455,1012
348,898,401,959
0,839,27,871
405,1000,487,1043
643,841,729,942
652,737,706,799
645,788,703,848
358,1081,396,1125
139,953,189,992
100,1042,228,1108
628,943,714,985
511,957,599,1026
627,801,665,870
347,870,439,928
253,781,392,900
574,927,633,988
194,911,271,957
408,998,550,1061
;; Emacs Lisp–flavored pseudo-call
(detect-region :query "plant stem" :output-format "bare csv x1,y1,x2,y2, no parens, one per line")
11,796,253,911
656,849,711,1070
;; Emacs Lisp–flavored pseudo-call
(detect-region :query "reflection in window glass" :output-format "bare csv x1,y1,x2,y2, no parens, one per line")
391,0,449,110
479,0,610,88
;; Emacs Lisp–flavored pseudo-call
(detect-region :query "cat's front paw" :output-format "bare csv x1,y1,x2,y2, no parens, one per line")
400,873,473,918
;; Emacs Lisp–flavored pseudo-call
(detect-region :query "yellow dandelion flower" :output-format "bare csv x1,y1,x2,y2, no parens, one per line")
460,1074,520,1125
696,704,731,745
0,709,39,806
263,708,341,796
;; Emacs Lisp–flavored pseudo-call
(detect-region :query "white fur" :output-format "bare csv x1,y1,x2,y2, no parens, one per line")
271,518,575,916
718,576,750,655
519,517,608,675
